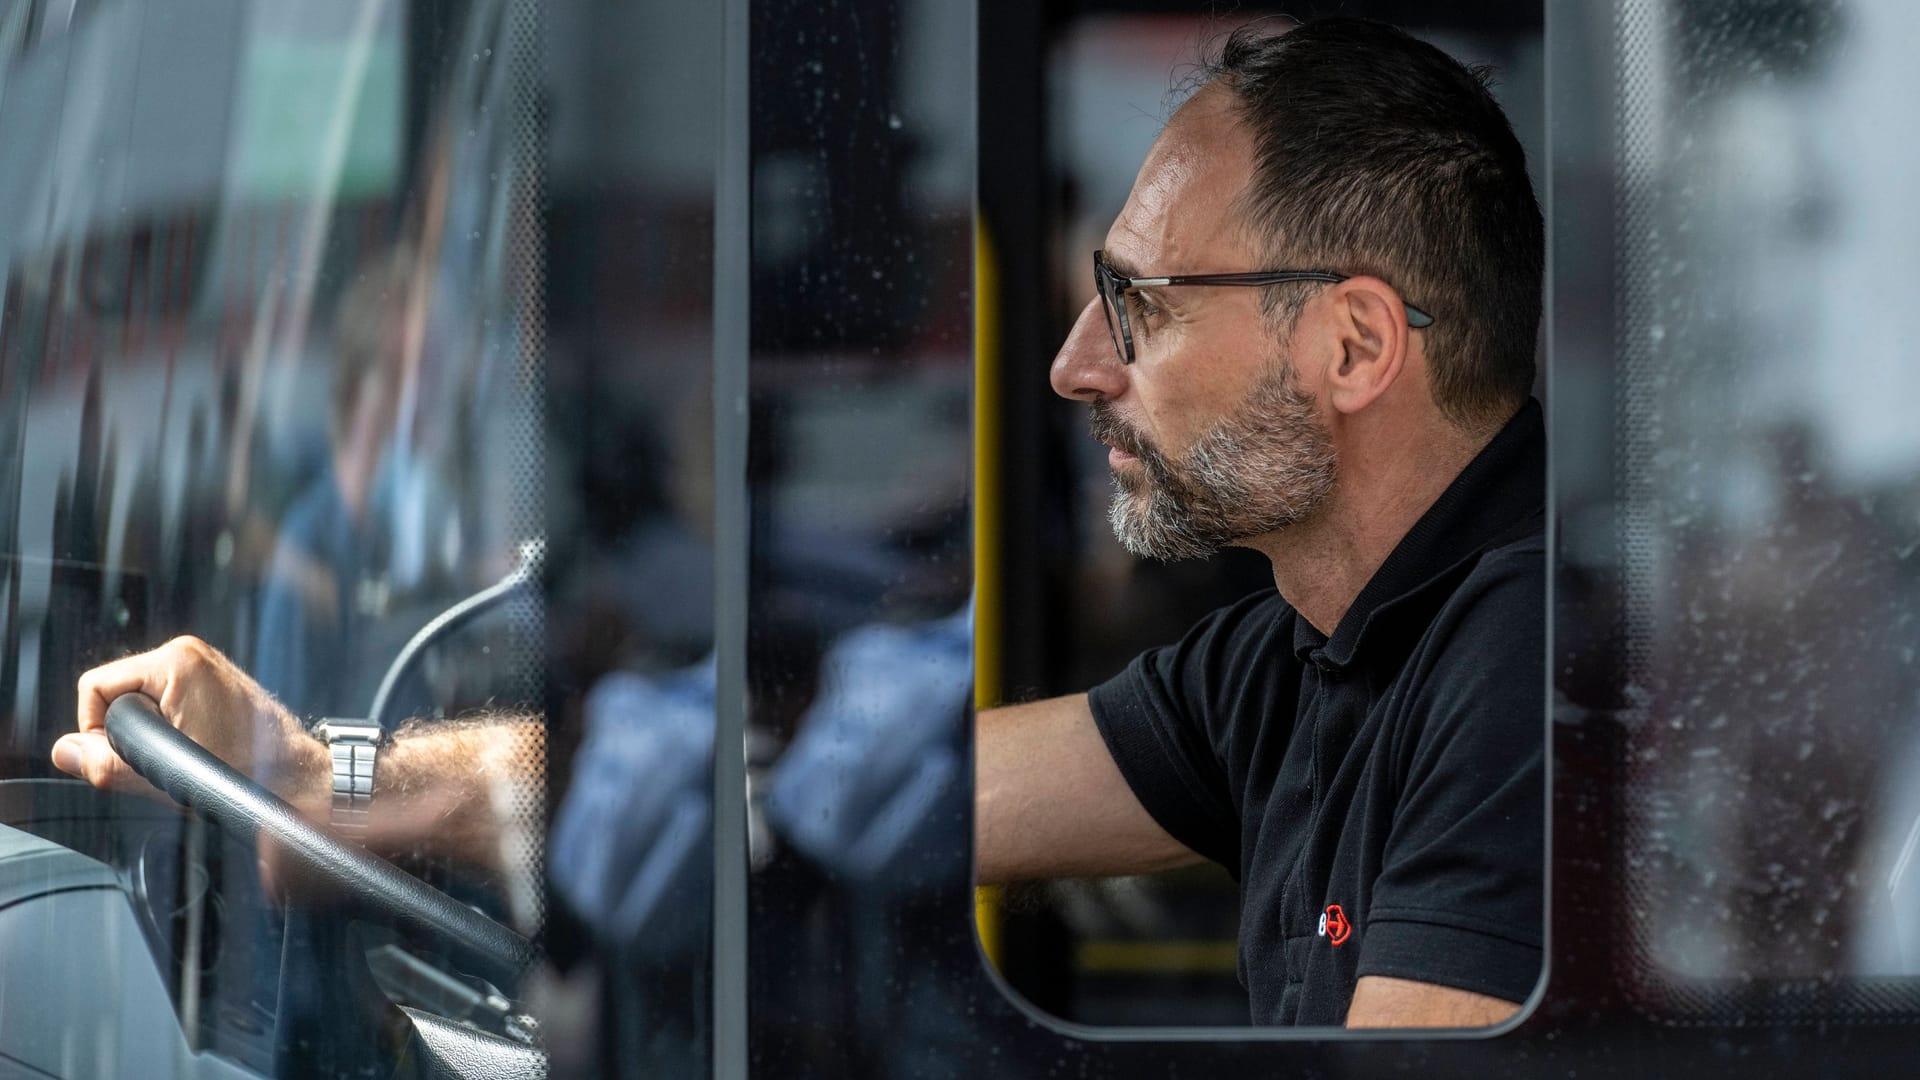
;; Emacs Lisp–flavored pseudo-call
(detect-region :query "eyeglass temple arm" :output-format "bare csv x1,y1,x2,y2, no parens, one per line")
1139,270,1436,328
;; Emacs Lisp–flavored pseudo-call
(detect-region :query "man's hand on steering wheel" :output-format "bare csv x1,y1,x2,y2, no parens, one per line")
56,635,545,878
53,639,537,969
54,635,330,819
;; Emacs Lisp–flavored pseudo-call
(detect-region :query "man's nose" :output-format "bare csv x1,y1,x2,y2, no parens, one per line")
1050,297,1129,402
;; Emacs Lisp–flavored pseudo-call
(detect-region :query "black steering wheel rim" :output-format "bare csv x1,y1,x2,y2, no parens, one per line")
103,692,533,974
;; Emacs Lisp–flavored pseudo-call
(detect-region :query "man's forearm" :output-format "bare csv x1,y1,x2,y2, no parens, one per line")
378,717,544,869
976,696,1202,884
288,716,544,870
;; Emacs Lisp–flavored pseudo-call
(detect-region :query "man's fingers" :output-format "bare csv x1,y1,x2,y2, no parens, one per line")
77,654,167,733
72,636,298,791
58,731,127,789
50,733,85,776
50,730,154,795
74,636,212,733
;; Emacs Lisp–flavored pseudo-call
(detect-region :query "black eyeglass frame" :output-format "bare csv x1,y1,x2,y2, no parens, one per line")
1093,249,1436,366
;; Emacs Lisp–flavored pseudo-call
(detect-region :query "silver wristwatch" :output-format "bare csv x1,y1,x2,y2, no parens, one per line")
314,719,383,833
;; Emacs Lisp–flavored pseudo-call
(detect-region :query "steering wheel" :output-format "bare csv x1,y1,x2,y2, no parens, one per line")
103,692,532,975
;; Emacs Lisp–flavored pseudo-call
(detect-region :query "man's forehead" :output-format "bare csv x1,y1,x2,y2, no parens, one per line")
1107,85,1260,271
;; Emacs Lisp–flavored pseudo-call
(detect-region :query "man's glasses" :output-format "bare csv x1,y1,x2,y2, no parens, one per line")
1092,249,1436,366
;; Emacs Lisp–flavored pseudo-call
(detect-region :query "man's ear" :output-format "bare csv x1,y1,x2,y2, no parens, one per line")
1322,277,1412,416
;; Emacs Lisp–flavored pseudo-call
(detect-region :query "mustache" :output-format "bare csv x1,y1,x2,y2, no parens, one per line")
1088,401,1155,462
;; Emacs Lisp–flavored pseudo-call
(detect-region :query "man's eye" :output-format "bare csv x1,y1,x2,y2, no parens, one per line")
1127,292,1162,324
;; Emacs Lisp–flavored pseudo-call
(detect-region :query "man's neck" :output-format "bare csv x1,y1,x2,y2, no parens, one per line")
1246,424,1492,636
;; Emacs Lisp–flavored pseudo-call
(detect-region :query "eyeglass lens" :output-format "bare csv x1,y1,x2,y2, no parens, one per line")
1094,255,1131,365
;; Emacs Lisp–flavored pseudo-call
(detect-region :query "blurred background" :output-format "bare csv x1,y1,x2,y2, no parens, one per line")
1552,0,1920,1017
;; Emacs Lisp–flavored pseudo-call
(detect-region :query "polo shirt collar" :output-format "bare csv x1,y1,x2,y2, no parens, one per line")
1291,398,1545,668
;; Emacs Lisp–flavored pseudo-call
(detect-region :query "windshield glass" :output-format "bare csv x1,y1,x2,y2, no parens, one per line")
0,2,613,1075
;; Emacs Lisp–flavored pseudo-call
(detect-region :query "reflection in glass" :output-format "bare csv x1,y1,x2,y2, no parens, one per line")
0,1,592,1075
741,0,976,1072
1569,0,1920,1015
535,0,723,1074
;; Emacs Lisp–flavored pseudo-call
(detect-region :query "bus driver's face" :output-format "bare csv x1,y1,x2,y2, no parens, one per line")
1049,84,1339,562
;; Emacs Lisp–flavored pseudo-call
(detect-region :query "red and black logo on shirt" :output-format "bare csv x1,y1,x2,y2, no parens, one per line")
1318,904,1353,947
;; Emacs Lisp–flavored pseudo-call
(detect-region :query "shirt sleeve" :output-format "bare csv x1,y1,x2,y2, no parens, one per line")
1355,545,1546,1005
1084,592,1285,875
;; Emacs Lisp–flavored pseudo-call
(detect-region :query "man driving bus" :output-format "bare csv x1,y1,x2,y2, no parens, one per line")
56,17,1543,1028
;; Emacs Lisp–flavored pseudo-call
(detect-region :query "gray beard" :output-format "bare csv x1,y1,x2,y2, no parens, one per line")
1094,363,1338,562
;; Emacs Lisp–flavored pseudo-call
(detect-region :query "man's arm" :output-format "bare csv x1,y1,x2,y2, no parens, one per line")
57,636,536,871
359,717,543,869
1345,975,1522,1028
975,693,1203,884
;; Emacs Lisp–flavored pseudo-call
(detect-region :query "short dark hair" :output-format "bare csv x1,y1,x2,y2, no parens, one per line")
1201,17,1542,431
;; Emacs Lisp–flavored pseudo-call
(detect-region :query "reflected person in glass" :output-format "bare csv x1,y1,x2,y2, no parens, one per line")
252,247,415,721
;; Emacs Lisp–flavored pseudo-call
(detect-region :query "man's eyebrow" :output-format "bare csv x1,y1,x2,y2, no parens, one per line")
1104,252,1186,310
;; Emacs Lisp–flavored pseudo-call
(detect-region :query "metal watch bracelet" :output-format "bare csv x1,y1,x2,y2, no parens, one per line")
312,719,383,834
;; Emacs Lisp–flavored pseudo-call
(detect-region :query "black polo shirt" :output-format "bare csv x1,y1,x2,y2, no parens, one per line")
1087,399,1545,1025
